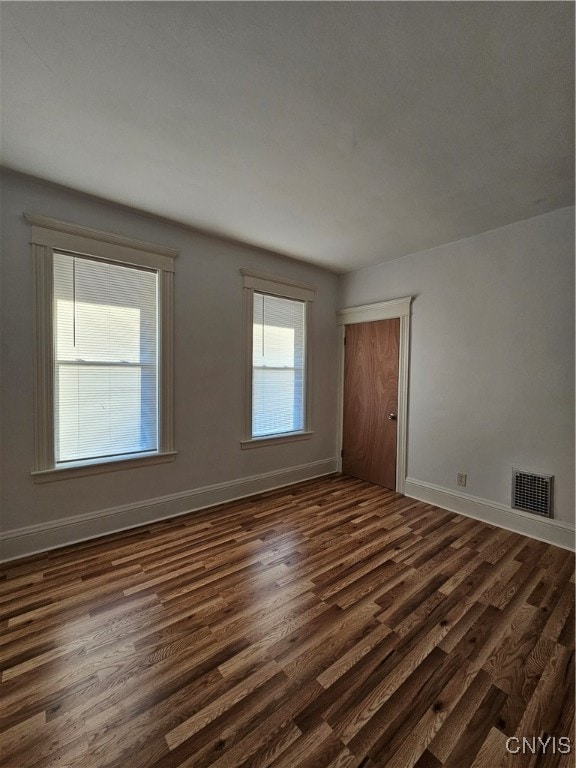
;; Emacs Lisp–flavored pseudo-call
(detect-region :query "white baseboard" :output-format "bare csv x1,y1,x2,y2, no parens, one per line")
404,478,575,551
0,458,338,562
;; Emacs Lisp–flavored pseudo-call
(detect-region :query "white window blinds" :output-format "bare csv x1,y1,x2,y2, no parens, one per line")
53,252,159,464
252,292,306,437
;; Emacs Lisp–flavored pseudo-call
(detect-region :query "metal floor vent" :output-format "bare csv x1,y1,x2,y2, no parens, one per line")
512,469,553,518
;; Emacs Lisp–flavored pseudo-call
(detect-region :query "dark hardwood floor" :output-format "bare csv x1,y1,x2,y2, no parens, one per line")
0,475,574,768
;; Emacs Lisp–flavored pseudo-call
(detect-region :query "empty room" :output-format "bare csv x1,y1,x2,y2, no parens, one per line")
0,2,574,767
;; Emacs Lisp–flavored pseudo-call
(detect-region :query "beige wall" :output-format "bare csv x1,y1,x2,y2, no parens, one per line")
0,172,340,558
339,207,575,528
1,171,573,558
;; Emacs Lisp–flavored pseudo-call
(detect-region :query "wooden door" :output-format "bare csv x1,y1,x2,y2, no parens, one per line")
342,319,400,489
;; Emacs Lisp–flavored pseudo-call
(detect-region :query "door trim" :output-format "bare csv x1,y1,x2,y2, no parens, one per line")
337,297,412,494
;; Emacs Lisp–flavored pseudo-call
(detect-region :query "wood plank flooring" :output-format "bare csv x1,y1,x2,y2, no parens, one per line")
0,475,574,768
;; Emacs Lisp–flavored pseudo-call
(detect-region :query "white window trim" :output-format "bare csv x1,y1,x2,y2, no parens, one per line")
240,269,314,448
26,213,178,482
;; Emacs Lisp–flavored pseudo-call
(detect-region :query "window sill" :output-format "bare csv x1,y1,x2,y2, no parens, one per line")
241,431,314,449
31,451,178,483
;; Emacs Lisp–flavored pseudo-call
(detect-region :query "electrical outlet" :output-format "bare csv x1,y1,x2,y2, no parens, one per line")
457,473,467,487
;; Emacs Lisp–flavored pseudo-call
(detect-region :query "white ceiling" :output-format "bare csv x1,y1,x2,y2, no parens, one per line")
1,2,573,273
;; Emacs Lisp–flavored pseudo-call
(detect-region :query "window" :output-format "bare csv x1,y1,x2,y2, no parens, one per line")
53,253,158,464
242,270,314,447
27,214,177,480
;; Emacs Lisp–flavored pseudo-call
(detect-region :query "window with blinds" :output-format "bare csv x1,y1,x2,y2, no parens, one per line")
252,292,306,437
53,252,159,465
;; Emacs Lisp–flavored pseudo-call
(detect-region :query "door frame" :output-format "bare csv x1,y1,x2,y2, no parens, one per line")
337,297,412,494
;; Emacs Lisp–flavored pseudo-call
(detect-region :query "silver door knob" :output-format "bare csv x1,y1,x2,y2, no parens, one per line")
388,414,397,421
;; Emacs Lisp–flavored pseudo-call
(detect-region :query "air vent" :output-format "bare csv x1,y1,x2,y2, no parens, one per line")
512,469,553,518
